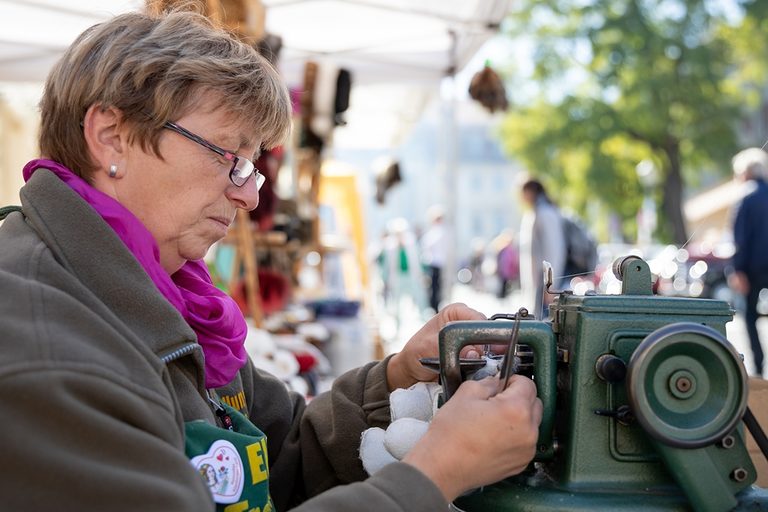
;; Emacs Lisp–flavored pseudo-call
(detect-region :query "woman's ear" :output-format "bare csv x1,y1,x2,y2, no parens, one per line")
82,104,125,175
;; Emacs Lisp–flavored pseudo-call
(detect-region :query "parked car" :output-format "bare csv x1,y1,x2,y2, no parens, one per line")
589,241,768,315
651,244,728,298
648,243,754,314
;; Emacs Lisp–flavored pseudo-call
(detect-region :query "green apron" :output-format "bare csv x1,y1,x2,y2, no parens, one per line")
186,402,274,512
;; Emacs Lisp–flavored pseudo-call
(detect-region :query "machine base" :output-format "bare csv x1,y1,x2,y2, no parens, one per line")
451,480,768,511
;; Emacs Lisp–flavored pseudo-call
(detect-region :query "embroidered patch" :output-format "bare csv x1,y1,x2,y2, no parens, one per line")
190,439,245,504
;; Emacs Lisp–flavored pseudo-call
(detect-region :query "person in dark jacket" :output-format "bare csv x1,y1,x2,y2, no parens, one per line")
0,8,542,511
729,147,768,377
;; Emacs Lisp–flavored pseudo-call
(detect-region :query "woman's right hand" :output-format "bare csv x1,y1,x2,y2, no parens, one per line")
401,375,542,502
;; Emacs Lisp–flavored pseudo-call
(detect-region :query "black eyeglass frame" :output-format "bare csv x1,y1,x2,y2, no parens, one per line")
163,121,264,189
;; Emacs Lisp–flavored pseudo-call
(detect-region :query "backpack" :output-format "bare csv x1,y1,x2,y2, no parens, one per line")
562,215,597,275
498,244,519,281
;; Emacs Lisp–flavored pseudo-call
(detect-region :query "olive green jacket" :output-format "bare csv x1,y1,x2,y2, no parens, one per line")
0,169,446,511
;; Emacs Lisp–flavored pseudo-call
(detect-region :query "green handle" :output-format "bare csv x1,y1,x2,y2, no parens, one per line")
439,320,557,457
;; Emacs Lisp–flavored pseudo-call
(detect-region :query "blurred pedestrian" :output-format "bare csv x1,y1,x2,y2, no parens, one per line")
729,147,768,376
420,205,450,312
467,238,487,292
519,179,566,318
380,218,427,317
492,229,519,299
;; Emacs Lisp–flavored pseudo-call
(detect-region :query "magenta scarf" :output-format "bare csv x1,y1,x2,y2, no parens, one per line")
23,159,247,388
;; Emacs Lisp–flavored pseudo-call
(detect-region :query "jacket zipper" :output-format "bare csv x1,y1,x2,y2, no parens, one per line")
208,391,234,431
161,343,232,430
159,342,199,364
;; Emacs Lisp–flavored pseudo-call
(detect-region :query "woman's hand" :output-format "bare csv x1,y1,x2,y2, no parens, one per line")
386,303,487,391
402,375,542,501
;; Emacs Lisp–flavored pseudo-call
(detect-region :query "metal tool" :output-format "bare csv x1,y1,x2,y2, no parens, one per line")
496,308,524,396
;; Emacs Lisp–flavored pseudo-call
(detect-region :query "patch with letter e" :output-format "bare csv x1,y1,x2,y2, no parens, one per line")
186,403,273,512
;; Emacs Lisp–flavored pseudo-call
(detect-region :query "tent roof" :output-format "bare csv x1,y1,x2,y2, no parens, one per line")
0,0,509,84
0,1,143,82
0,0,511,148
265,0,510,86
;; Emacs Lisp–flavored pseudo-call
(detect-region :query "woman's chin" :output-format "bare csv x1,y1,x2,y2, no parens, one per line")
176,245,213,267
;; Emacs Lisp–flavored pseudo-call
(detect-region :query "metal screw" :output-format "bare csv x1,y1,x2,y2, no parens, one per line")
720,435,736,449
731,468,749,482
675,376,692,393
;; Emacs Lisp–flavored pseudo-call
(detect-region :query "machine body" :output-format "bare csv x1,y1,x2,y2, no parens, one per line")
439,256,768,511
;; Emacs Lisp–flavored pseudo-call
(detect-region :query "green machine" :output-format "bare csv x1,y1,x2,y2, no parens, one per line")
437,256,768,511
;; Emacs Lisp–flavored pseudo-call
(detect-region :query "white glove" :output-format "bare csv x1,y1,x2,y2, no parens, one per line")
359,382,442,475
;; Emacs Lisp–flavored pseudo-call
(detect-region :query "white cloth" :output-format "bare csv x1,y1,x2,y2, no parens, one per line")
359,382,442,475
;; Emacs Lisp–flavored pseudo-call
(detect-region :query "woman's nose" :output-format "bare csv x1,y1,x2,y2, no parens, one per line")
225,175,259,211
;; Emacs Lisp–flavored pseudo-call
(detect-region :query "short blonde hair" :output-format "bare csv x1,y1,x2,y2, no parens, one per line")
39,9,291,180
732,147,768,180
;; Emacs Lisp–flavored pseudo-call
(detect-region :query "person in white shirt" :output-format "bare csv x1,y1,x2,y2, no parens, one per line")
421,205,450,312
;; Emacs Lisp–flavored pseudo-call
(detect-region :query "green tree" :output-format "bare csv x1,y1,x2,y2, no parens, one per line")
498,0,761,244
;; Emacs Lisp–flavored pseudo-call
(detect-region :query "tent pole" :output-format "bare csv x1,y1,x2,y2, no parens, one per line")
442,29,459,309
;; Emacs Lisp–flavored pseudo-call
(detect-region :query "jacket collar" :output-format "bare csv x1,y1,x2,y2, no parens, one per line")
19,168,205,382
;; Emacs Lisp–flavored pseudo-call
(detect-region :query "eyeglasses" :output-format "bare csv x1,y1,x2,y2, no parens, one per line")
163,121,264,189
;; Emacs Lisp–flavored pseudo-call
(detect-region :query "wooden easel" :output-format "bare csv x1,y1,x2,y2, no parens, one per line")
224,212,296,327
229,210,263,327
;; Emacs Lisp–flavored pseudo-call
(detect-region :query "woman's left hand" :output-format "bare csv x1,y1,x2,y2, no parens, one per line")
386,303,487,391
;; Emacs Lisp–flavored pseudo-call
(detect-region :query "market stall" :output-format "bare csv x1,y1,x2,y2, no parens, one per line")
0,0,512,394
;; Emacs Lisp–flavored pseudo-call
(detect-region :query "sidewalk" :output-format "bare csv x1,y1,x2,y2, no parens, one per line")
727,315,767,379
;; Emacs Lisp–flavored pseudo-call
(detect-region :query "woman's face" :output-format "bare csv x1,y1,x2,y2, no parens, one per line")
116,94,262,273
521,188,536,209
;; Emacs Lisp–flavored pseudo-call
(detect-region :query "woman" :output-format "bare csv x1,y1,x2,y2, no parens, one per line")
519,179,567,319
0,10,542,511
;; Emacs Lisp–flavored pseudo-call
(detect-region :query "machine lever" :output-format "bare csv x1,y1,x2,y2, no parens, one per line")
594,405,635,425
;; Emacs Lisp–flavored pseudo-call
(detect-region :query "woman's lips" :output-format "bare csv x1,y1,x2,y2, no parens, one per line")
209,216,232,235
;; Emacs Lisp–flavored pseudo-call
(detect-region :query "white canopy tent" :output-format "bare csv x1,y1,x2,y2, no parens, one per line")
0,0,509,83
0,0,511,148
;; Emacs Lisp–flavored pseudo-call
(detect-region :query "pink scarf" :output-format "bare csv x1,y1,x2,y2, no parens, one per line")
23,159,247,388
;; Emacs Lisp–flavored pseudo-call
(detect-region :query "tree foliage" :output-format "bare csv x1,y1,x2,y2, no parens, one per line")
498,0,764,244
